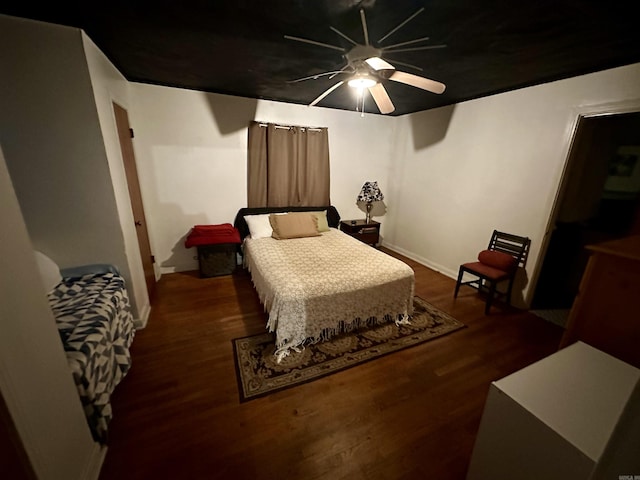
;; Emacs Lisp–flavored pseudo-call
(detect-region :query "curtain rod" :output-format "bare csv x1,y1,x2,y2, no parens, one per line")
256,121,325,132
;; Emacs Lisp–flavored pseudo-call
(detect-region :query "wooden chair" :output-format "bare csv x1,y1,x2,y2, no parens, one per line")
454,230,531,314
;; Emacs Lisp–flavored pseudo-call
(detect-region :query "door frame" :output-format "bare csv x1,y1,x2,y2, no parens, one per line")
527,98,640,307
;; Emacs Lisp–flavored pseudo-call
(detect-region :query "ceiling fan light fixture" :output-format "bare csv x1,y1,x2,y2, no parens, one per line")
287,7,446,115
348,75,377,89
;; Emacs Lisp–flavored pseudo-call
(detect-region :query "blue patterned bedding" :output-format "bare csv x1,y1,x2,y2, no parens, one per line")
47,271,135,443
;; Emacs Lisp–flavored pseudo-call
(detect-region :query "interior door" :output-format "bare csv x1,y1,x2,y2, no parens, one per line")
113,102,156,302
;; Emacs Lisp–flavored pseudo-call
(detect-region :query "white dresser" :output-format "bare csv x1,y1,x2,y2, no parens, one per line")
466,342,640,480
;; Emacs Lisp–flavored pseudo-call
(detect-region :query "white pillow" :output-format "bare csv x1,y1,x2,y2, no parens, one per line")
244,214,273,239
33,250,62,293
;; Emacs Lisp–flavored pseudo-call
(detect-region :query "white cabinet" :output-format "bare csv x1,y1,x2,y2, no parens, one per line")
466,342,640,480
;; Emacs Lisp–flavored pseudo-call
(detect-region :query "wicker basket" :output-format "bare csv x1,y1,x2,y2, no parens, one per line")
196,244,238,277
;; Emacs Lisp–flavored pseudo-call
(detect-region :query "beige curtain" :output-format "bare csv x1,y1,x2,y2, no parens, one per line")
247,121,330,207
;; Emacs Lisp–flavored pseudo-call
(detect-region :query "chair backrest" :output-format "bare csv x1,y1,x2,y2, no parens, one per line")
488,230,531,268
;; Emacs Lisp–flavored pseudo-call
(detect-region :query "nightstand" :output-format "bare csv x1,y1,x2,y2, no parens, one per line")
339,219,380,246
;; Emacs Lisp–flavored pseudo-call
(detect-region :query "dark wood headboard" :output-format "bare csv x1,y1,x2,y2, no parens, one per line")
233,206,341,240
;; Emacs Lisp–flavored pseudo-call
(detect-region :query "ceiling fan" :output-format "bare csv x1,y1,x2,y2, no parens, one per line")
285,7,446,115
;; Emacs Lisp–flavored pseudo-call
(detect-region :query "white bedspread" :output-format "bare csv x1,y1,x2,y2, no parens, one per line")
244,228,415,360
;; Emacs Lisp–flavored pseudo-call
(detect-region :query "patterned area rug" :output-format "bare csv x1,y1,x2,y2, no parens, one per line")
232,296,465,402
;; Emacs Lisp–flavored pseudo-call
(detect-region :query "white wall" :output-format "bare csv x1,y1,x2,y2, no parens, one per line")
3,14,640,311
82,33,150,326
130,63,640,306
1,15,639,478
0,146,104,479
386,63,640,306
0,15,144,321
129,84,396,272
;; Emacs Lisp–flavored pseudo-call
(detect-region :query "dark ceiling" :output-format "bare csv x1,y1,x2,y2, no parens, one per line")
3,1,640,116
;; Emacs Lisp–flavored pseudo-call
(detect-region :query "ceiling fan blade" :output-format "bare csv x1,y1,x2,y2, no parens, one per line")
329,26,358,46
365,57,395,71
389,71,446,94
377,7,425,44
381,36,431,50
284,35,345,52
287,70,350,83
329,64,355,80
382,57,423,72
368,83,395,114
309,81,344,107
360,9,370,46
384,44,447,53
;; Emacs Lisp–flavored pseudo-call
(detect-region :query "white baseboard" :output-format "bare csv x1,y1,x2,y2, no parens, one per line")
159,266,178,275
381,242,459,280
160,262,198,275
134,301,150,329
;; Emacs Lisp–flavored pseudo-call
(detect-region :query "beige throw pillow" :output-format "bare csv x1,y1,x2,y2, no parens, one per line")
269,212,320,239
309,210,330,232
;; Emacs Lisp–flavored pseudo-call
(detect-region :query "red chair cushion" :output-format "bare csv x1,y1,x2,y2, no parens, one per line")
462,261,511,281
477,250,518,273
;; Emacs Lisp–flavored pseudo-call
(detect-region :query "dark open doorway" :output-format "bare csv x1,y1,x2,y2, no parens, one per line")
531,112,640,310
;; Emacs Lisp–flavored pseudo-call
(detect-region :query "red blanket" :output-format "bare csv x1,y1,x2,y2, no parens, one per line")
185,223,241,247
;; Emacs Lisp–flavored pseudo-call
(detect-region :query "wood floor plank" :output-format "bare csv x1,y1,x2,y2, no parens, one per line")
98,248,563,480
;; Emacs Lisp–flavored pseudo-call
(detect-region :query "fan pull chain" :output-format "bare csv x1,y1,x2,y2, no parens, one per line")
355,87,366,117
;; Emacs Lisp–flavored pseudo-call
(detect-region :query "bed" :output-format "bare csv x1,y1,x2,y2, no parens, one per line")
234,206,415,362
37,255,136,444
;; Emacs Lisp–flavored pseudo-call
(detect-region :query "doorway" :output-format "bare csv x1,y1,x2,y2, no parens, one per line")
531,111,640,312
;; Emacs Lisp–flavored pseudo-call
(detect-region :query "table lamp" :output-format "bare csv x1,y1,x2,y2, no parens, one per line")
357,181,384,224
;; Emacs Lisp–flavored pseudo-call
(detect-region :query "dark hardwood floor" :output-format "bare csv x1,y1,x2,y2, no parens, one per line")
99,249,563,480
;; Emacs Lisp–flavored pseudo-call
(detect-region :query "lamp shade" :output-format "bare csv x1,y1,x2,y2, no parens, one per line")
357,181,384,203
